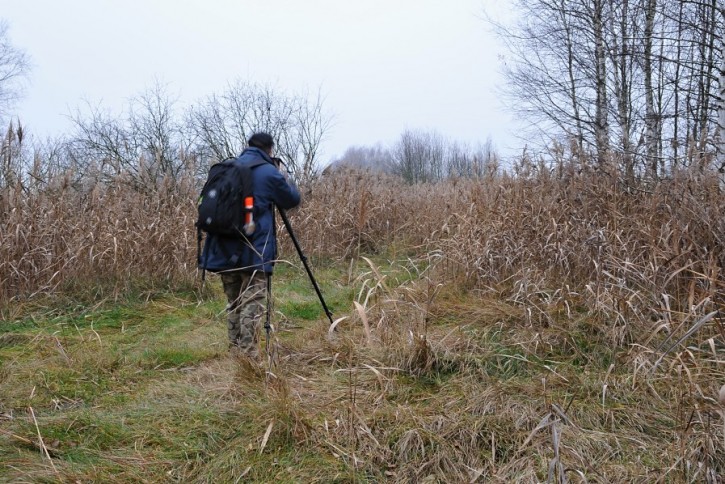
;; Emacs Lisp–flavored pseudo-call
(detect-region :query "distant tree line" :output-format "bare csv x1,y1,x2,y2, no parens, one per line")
0,18,333,193
0,17,502,191
328,130,500,183
495,0,724,179
1,80,331,192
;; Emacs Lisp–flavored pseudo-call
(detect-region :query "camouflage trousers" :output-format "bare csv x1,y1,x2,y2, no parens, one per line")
220,270,268,357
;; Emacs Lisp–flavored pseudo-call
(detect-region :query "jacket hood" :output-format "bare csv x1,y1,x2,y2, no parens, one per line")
239,147,274,165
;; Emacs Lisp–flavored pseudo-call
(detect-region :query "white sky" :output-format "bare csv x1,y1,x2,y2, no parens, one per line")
2,0,520,163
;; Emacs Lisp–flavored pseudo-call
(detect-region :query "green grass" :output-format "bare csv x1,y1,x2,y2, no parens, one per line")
0,261,365,482
273,262,354,322
1,256,723,482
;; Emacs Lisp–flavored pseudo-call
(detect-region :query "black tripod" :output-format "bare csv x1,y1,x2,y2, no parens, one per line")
276,206,335,326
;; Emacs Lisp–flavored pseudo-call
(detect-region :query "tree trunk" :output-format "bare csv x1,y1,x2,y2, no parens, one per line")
610,0,633,181
672,0,685,168
644,0,658,178
594,0,610,165
719,40,725,171
557,0,585,154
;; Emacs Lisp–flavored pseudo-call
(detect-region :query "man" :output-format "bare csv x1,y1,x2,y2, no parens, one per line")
199,132,301,358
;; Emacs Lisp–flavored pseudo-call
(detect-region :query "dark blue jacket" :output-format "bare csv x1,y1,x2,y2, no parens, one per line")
199,147,301,273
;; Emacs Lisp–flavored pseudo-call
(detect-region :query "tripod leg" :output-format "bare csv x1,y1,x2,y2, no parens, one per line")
276,206,335,326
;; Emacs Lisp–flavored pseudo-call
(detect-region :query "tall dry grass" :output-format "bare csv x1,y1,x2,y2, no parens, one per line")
2,157,724,480
296,165,724,328
0,174,198,304
286,163,723,481
3,161,723,332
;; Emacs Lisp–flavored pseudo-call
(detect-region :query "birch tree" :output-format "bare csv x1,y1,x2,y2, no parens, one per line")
493,0,724,178
643,0,658,177
719,37,725,170
187,81,331,184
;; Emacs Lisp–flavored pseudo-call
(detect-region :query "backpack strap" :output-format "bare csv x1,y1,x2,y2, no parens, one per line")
199,228,213,283
241,157,270,222
265,272,272,357
197,226,204,282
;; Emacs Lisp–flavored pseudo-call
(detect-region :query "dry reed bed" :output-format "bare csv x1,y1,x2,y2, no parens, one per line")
3,166,723,339
1,176,198,303
270,168,725,480
296,168,724,332
191,254,724,481
1,165,724,480
441,173,723,342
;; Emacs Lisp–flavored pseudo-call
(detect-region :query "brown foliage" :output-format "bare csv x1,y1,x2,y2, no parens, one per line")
3,165,724,328
0,175,198,302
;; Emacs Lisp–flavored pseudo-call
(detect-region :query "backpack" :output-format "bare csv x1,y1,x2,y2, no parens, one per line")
196,157,266,238
196,157,266,278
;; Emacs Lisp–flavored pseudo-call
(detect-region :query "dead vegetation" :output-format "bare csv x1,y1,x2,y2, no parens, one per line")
1,158,724,481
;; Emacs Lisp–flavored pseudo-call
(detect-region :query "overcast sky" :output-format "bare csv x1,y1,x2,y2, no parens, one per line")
3,0,519,163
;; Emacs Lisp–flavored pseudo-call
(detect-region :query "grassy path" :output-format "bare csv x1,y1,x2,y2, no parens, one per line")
1,259,723,482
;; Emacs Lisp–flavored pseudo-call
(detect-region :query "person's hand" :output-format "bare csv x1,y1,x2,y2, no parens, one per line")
272,157,290,179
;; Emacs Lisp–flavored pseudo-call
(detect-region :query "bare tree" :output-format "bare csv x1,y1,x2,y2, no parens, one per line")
492,1,604,158
593,0,612,165
643,0,659,176
607,0,637,180
287,89,332,182
719,34,725,171
446,138,499,179
391,130,499,183
392,130,448,183
130,82,183,180
68,81,187,190
0,20,30,121
492,0,724,178
187,80,331,184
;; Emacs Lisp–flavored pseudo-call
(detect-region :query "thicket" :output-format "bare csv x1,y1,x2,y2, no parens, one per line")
2,145,724,480
3,148,723,343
